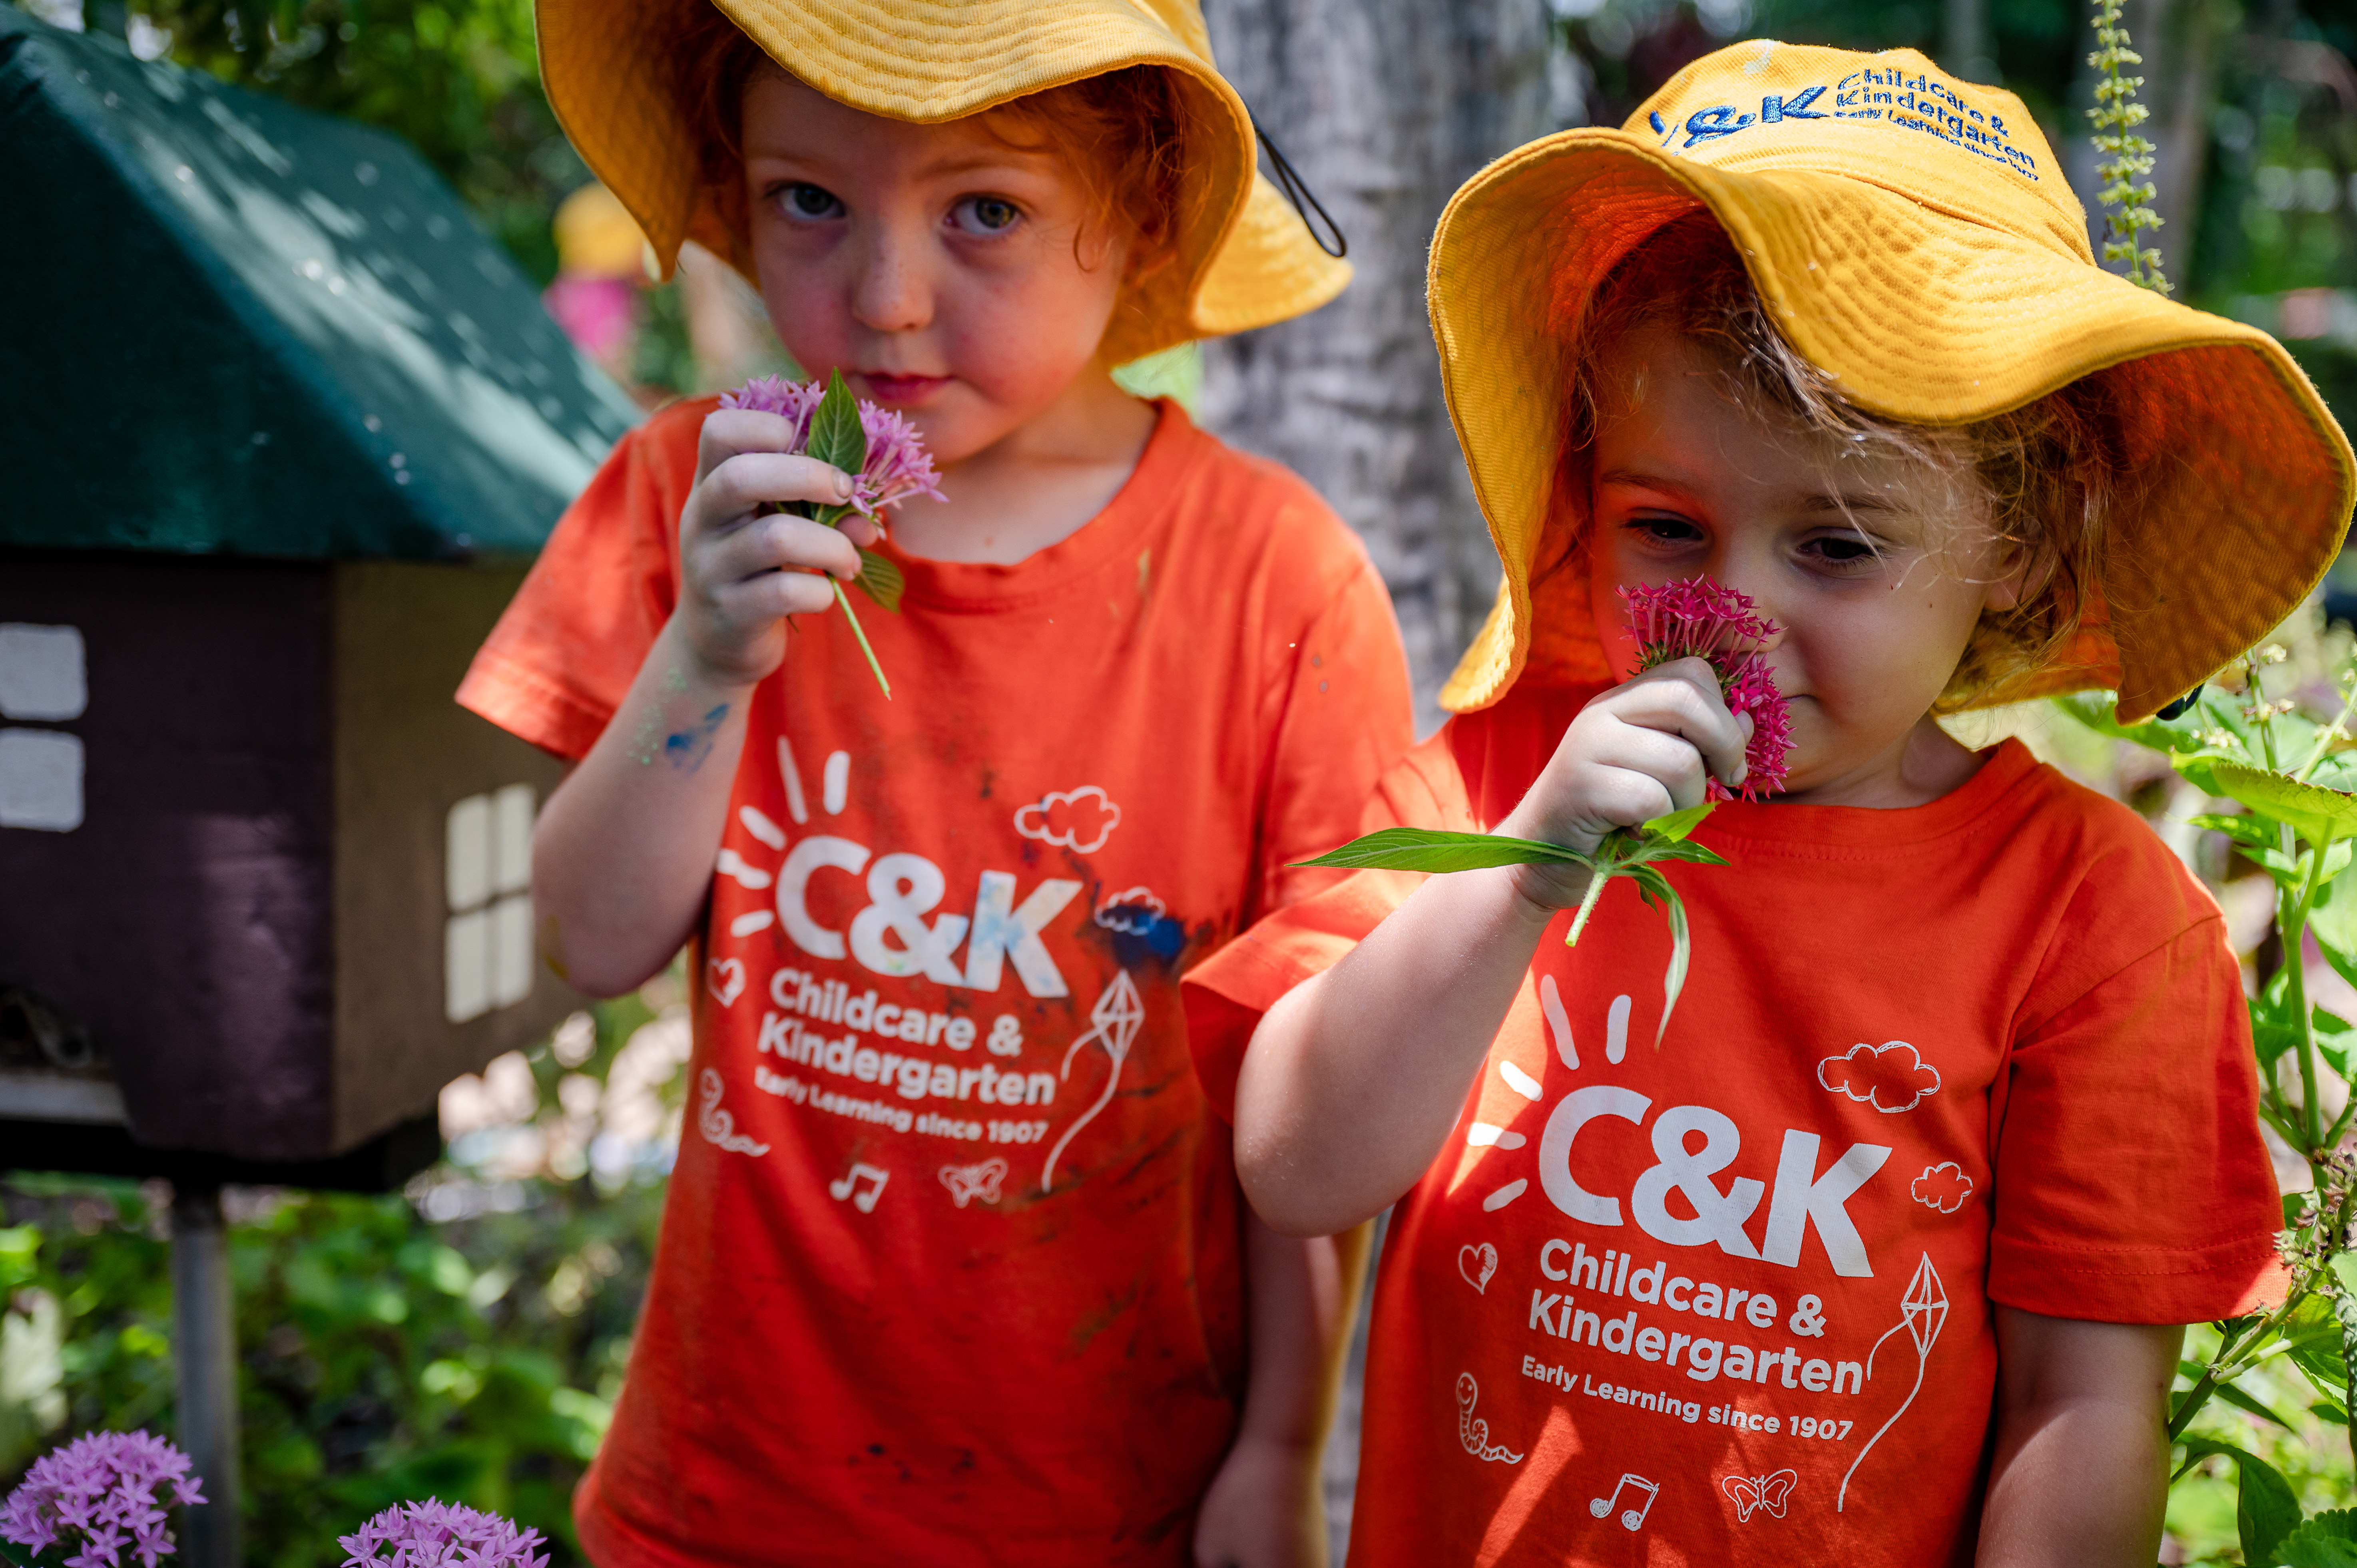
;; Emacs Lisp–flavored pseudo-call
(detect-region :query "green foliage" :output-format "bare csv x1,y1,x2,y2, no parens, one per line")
1297,808,1731,1045
0,991,681,1567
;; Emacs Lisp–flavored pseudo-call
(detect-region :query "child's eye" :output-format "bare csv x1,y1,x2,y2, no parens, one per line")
1626,515,1705,547
778,183,844,221
1803,533,1881,569
950,195,1023,235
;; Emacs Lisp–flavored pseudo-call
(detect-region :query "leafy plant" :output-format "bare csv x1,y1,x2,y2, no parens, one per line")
0,989,682,1568
2057,643,2357,1550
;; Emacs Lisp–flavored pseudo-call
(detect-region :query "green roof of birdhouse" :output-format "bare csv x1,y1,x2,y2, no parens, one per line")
0,10,641,560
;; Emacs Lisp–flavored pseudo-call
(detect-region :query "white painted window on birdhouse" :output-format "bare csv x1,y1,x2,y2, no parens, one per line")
0,623,88,833
445,783,535,1023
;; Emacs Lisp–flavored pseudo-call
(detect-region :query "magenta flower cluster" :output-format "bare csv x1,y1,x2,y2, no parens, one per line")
0,1430,203,1568
1620,576,1794,801
717,374,945,517
337,1500,548,1568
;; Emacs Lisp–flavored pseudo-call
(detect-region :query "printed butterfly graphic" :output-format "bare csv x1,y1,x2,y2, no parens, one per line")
938,1158,1009,1209
1722,1469,1797,1523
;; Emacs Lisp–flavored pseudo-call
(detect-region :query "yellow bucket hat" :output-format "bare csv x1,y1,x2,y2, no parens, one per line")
1432,40,2356,722
534,0,1351,366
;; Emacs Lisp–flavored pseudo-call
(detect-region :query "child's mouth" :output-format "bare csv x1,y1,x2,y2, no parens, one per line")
860,372,951,406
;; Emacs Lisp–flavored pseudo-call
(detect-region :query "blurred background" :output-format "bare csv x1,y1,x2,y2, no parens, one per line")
2,0,2351,1561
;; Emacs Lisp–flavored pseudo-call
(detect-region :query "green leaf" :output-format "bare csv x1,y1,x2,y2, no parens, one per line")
2280,1512,2357,1568
1292,827,1587,873
2202,760,2357,847
1626,864,1692,1049
805,368,867,477
2186,812,2280,850
1641,802,1715,842
2210,1378,2300,1432
2332,1255,2357,1335
1634,839,1733,869
2310,869,2357,959
853,548,904,613
2178,1437,2303,1566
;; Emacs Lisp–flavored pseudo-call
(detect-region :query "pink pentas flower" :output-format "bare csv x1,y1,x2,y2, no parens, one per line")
337,1500,549,1568
2,1430,205,1568
1619,576,1793,802
850,401,944,515
717,375,945,518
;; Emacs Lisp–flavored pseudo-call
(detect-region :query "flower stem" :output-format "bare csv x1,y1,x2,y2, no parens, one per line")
833,580,892,699
1565,862,1612,947
2286,824,2332,1152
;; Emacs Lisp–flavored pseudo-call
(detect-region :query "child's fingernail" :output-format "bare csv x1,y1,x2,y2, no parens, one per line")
835,472,855,499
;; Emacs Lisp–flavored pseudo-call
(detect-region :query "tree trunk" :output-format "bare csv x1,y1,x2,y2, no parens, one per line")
1198,0,1553,730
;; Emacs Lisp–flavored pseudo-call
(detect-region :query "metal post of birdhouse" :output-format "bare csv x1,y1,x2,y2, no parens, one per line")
171,1185,241,1568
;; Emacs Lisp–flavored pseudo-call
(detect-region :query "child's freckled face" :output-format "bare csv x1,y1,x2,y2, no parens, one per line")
1584,326,2021,799
739,73,1128,465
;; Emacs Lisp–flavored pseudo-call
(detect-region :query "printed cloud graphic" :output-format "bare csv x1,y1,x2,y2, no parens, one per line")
1817,1041,1942,1113
1910,1162,1974,1214
1094,885,1166,933
1015,786,1121,855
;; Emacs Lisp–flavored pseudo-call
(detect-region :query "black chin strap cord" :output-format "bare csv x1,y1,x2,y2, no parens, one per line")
1248,112,1348,259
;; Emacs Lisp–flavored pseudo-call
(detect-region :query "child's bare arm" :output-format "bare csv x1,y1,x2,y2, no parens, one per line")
1233,662,1748,1236
1976,1309,2181,1567
1192,1214,1369,1568
532,410,877,997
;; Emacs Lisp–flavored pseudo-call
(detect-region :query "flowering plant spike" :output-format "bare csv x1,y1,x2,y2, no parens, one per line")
718,369,947,697
1297,576,1788,1046
337,1500,550,1568
0,1430,205,1568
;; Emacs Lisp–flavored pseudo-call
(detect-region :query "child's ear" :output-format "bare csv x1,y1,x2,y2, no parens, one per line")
1980,538,2046,614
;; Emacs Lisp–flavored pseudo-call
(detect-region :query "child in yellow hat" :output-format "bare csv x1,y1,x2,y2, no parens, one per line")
1189,40,2355,1563
458,1,1409,1562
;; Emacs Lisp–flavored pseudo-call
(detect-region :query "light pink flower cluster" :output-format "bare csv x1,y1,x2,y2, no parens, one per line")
337,1500,548,1568
1620,577,1793,801
1,1429,204,1568
718,375,945,517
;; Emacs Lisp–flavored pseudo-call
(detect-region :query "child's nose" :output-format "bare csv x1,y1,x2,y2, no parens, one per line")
849,227,933,334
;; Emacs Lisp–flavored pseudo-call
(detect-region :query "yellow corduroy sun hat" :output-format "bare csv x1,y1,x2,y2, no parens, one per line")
534,0,1350,366
1433,39,2356,723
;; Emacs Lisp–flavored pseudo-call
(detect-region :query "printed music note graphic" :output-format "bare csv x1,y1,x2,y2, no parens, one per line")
1589,1473,1660,1532
828,1163,890,1213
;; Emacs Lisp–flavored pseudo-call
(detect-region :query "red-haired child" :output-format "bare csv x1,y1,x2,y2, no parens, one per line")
458,1,1411,1562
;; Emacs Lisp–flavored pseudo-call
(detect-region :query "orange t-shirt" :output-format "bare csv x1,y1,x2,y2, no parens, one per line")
458,398,1412,1568
1184,681,2285,1567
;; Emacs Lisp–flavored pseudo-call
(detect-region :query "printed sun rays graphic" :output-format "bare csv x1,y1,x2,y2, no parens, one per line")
1471,975,1635,1211
1040,968,1145,1192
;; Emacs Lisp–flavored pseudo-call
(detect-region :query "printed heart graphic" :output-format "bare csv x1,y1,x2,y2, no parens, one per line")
1458,1243,1497,1295
707,956,746,1008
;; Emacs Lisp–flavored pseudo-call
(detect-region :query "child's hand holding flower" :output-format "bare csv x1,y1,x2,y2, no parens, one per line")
1299,576,1790,1045
682,371,944,698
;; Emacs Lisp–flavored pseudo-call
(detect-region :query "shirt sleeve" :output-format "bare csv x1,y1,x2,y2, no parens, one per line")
455,412,692,760
1183,730,1474,1120
1248,556,1417,922
1987,912,2288,1323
